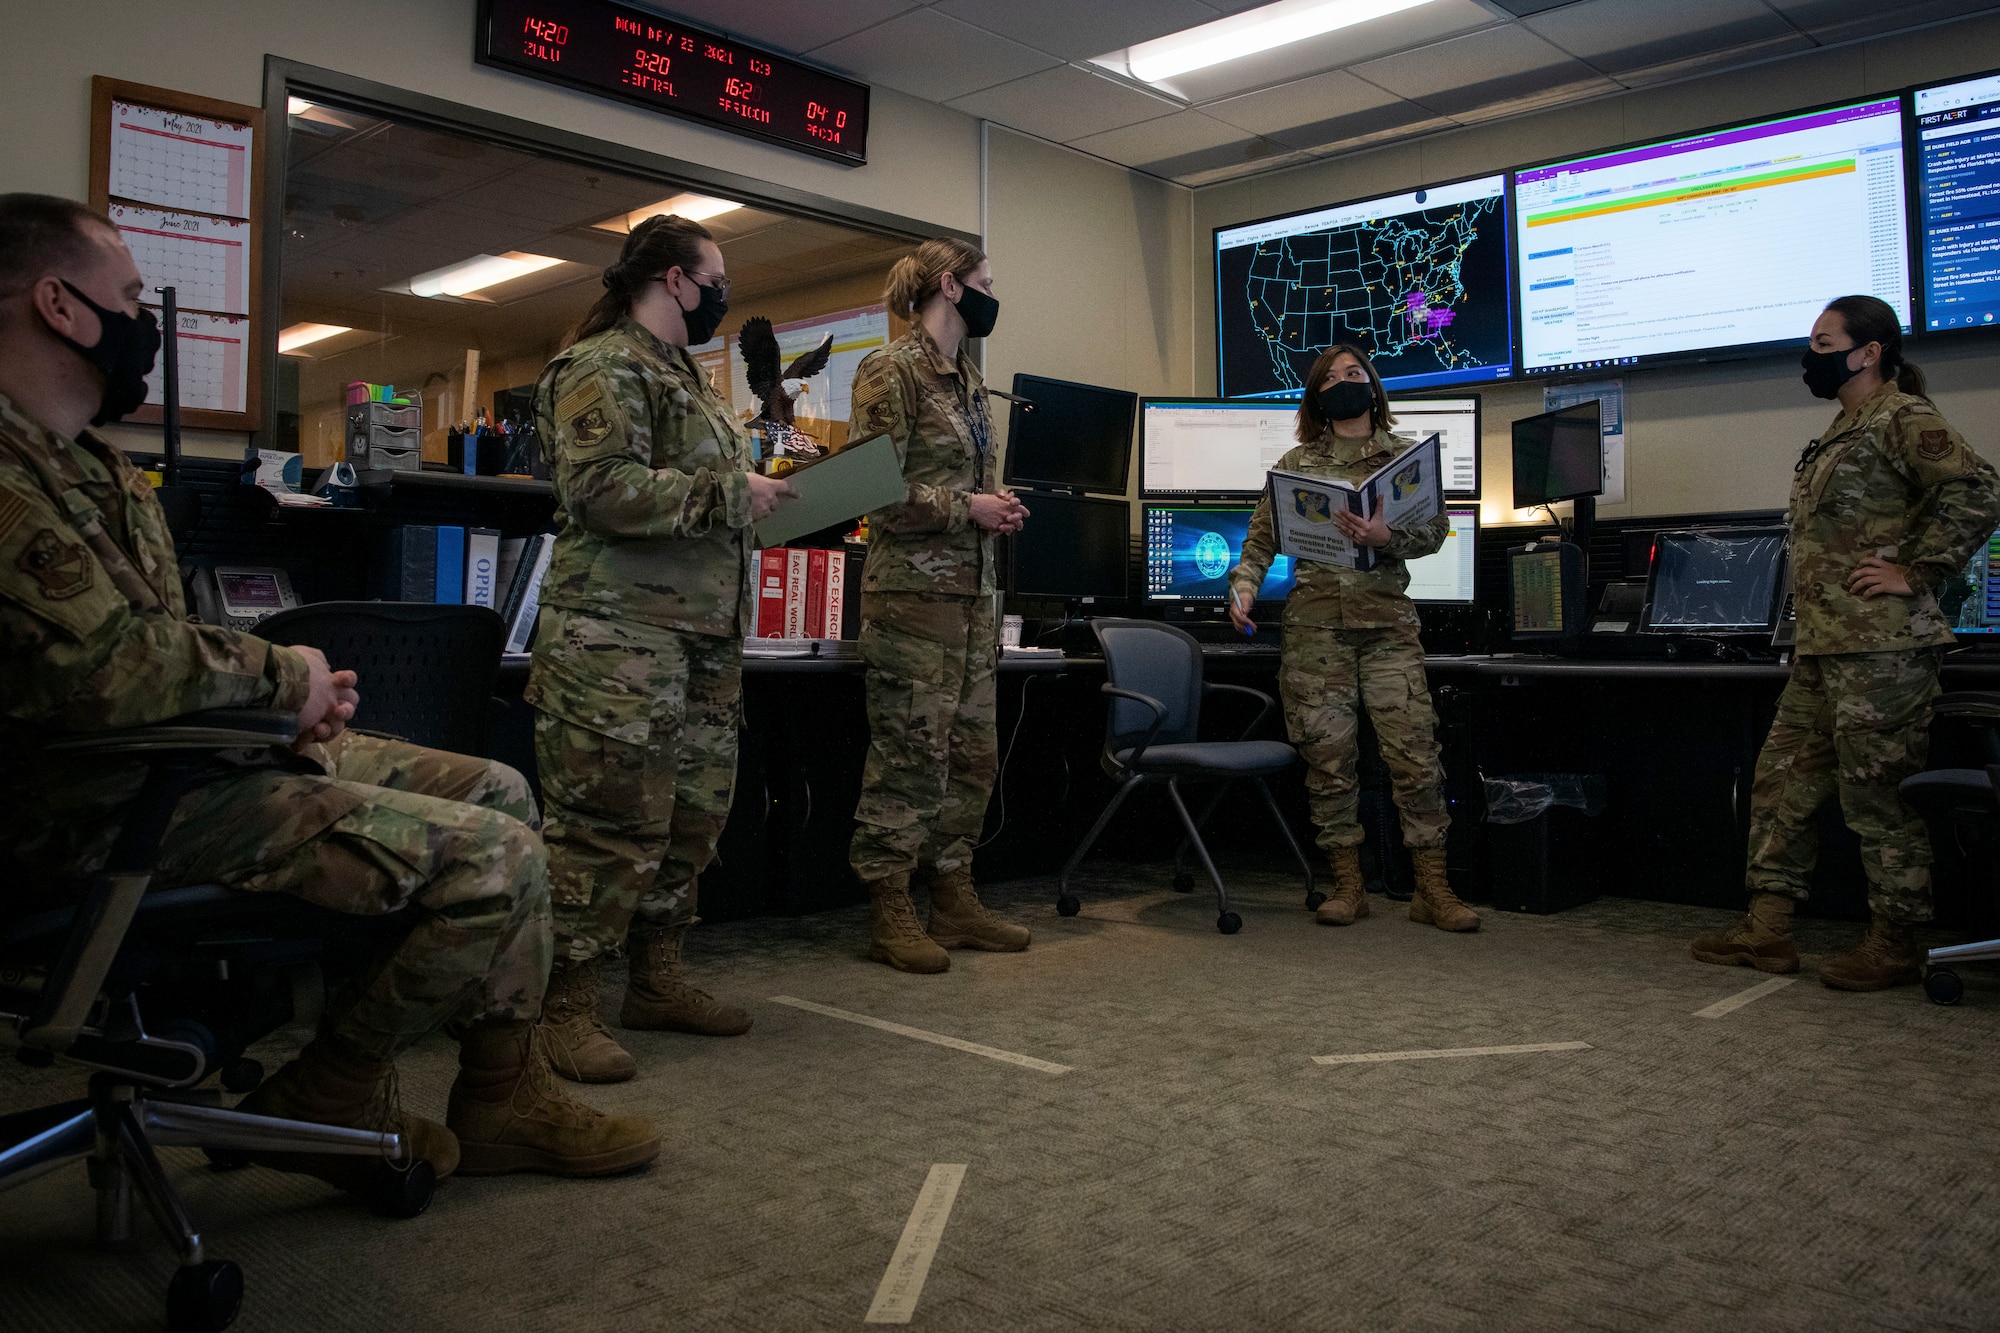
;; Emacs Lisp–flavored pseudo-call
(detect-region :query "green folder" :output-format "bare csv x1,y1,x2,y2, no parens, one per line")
752,431,907,547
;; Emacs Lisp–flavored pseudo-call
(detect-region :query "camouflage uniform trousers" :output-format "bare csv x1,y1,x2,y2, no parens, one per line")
850,590,998,886
1747,649,1940,921
532,611,743,963
1279,622,1450,854
151,731,551,1063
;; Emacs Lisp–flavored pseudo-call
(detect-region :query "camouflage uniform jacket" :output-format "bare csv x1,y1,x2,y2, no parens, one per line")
0,390,315,870
1229,427,1449,630
533,317,755,637
850,327,995,597
1790,383,2000,655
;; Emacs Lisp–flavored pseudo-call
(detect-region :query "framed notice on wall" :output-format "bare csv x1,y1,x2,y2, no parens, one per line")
89,76,265,430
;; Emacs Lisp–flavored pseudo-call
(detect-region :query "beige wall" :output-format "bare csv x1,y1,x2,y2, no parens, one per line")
1192,13,2000,525
985,128,1194,501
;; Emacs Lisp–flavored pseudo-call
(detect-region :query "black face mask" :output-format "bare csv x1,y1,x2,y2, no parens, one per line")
1800,345,1867,400
953,284,999,339
1316,379,1376,424
55,280,161,425
677,277,729,346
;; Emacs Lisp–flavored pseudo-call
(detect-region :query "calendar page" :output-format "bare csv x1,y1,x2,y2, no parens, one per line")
108,203,250,315
108,101,253,219
144,308,249,414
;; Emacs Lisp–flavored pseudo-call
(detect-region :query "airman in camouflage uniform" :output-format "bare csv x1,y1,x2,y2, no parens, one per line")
1695,380,2000,987
1232,418,1476,932
848,325,1028,970
0,381,655,1185
527,314,758,1075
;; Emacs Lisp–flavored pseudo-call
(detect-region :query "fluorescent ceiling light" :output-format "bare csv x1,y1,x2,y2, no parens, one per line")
594,192,743,234
277,321,352,353
1102,0,1440,85
401,252,565,300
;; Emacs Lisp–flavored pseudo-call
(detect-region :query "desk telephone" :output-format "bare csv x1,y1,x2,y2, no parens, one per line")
186,563,300,630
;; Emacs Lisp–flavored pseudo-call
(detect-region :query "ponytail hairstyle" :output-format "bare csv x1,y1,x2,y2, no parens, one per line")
1822,294,1926,398
1294,342,1395,444
568,213,715,347
884,237,986,320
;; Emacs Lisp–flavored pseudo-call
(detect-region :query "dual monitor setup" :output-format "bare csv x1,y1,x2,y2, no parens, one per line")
1213,65,2000,405
1000,380,1482,614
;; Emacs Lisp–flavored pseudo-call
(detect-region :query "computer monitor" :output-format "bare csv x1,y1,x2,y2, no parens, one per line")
1640,527,1789,634
1139,398,1299,498
1007,492,1129,600
1512,401,1604,509
1142,505,1296,604
1387,396,1480,498
1944,524,2000,635
1405,508,1479,604
1515,96,1911,374
1914,68,2000,332
1000,374,1137,494
1213,173,1515,396
1509,542,1583,640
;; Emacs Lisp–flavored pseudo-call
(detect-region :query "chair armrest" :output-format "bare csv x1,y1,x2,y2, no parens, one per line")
1203,682,1277,741
42,708,299,757
1100,685,1169,767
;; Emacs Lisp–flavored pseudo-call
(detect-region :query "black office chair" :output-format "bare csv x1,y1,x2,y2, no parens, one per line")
1901,691,2000,1005
1056,620,1317,934
254,601,506,755
1,708,434,1333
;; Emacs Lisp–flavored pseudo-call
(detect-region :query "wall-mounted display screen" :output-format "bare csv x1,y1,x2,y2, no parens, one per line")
1143,505,1296,603
476,0,869,164
1915,69,2000,332
1515,98,1910,375
1214,175,1514,397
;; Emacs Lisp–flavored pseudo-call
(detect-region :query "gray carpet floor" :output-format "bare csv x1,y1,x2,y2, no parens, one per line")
4,867,1998,1332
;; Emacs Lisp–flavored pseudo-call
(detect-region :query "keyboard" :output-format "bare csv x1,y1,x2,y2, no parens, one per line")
1202,641,1280,655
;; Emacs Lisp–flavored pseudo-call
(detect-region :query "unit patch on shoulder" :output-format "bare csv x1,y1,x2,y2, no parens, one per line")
569,406,612,446
16,528,92,599
1919,429,1953,460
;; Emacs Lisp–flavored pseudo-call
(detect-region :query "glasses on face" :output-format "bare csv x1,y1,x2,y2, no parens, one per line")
664,269,730,298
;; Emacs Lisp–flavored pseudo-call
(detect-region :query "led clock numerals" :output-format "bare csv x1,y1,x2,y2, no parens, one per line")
521,14,567,61
635,48,672,75
749,58,772,76
805,100,849,144
627,45,674,94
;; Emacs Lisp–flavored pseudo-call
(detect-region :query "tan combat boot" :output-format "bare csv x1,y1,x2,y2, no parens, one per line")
539,955,638,1084
1316,846,1370,926
926,867,1031,951
621,921,752,1036
1408,849,1480,932
1820,915,1924,991
447,1019,661,1177
869,875,950,973
236,1037,460,1187
1690,892,1800,974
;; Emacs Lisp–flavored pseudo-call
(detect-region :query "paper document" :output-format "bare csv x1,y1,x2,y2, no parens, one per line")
752,431,907,547
109,204,251,315
1267,433,1442,571
108,101,254,218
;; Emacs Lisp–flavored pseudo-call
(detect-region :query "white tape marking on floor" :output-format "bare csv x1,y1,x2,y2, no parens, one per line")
1693,976,1796,1019
865,1164,967,1325
770,996,1072,1075
1312,1041,1592,1066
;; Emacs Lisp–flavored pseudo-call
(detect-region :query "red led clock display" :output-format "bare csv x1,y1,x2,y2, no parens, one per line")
477,0,869,164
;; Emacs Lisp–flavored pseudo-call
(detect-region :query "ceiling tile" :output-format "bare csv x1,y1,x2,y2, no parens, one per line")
1484,0,1586,14
1762,0,2000,43
1141,0,1499,104
630,0,925,57
809,8,1062,104
1608,31,1816,87
1203,68,1404,137
933,0,1225,63
947,64,1180,142
1065,110,1251,168
1350,23,1608,115
1172,146,1324,187
1525,0,1795,73
1263,98,1459,152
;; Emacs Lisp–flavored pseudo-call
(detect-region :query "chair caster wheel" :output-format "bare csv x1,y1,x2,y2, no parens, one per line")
1305,891,1327,910
203,1147,250,1171
167,1258,243,1333
1171,872,1195,894
1924,967,1964,1006
1056,894,1081,917
1217,912,1242,935
370,1158,437,1219
219,1058,264,1095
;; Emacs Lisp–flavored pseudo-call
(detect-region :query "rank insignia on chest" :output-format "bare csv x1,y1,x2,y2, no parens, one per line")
1919,429,1953,460
17,527,92,598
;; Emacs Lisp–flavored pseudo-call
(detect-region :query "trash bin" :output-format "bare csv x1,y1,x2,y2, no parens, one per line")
1483,773,1608,914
